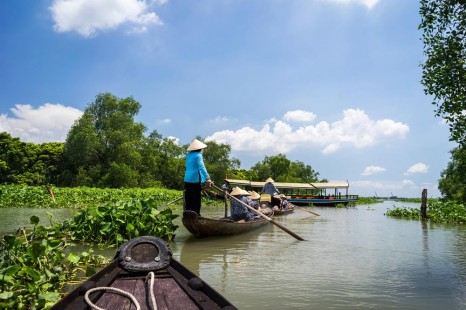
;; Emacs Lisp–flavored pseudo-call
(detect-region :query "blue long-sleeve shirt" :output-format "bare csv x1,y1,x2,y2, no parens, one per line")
184,151,210,183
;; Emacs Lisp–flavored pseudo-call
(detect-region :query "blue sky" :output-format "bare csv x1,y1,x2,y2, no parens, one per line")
0,0,456,198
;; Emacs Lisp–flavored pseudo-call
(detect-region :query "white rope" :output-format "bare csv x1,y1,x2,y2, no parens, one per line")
84,287,141,310
84,272,158,310
146,272,158,310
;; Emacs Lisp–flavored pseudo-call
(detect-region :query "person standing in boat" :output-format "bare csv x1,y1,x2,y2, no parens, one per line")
184,139,212,215
230,187,255,222
261,177,280,196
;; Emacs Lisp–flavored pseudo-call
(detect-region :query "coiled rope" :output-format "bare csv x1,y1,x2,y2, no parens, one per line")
84,272,157,310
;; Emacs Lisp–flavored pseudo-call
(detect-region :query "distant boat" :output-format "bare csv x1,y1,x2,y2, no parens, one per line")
224,179,358,207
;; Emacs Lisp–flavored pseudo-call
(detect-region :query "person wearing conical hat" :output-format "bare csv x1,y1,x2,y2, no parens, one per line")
229,187,255,222
261,177,280,196
249,191,260,210
183,138,212,215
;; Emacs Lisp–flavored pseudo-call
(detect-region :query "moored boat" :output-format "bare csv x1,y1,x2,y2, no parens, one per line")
182,210,271,238
51,236,237,310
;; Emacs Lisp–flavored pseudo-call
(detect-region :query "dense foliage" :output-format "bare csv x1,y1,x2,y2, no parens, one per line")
0,132,63,185
63,199,179,245
0,216,108,309
0,184,182,208
386,201,466,223
438,146,466,203
420,0,466,145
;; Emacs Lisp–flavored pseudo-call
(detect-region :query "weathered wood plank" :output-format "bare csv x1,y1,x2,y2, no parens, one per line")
95,278,138,310
155,278,199,310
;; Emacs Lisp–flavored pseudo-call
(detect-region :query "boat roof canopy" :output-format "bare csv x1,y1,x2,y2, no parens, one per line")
225,179,349,189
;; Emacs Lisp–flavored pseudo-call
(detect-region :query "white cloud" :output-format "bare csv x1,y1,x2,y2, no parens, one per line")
326,0,379,9
49,0,166,37
157,118,171,124
206,108,409,155
209,116,231,124
361,166,386,176
0,103,83,143
283,110,316,122
405,163,429,175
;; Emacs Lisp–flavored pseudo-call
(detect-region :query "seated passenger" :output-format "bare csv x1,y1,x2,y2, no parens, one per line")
230,187,255,222
279,194,289,211
250,191,260,210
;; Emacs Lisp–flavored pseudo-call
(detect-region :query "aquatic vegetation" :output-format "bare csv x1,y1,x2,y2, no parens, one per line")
0,184,183,208
64,199,179,245
385,201,466,224
0,216,108,309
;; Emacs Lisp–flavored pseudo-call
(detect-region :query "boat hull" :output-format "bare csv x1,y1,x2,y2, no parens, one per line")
51,236,236,310
182,210,270,238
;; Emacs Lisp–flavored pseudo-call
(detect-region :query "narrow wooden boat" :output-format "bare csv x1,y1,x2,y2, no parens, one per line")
51,236,237,310
182,210,271,238
272,203,295,216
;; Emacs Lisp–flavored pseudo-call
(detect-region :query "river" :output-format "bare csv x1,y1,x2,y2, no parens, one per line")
1,201,466,309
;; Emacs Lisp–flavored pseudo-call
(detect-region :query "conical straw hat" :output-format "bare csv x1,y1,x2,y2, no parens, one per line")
230,187,243,196
241,189,251,196
265,177,274,183
187,139,207,151
250,191,260,200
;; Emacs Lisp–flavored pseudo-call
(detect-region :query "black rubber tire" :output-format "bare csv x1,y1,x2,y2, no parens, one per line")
117,236,172,272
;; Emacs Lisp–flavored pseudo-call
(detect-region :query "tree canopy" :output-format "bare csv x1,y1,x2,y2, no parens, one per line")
0,92,323,189
420,0,466,145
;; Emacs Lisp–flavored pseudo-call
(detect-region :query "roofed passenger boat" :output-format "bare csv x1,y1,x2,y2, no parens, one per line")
225,179,358,206
182,210,271,238
51,236,237,310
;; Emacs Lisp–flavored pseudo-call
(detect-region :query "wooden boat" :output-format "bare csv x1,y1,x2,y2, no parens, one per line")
272,203,295,215
51,236,237,310
182,210,271,238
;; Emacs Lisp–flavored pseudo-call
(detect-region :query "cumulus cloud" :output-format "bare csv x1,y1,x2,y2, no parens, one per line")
206,108,409,155
49,0,166,37
361,166,386,176
405,163,429,175
326,0,379,9
0,103,83,143
283,110,316,122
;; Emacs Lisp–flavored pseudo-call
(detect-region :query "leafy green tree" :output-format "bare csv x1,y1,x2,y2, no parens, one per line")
62,93,146,188
438,146,466,202
200,140,240,184
0,132,64,185
250,153,320,183
420,0,466,144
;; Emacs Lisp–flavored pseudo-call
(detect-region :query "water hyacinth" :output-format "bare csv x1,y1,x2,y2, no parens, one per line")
385,201,466,224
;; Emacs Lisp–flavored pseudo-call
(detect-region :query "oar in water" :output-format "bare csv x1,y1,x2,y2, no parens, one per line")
290,203,321,216
211,184,305,241
160,196,184,209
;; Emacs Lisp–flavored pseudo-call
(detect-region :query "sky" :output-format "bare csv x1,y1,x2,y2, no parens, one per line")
0,0,457,198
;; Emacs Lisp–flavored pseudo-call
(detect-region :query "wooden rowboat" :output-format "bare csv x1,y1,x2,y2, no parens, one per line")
271,203,295,216
182,210,271,238
51,236,236,310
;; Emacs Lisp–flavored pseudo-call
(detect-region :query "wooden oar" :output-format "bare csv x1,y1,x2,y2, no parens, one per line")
160,196,183,209
289,203,321,216
211,185,305,241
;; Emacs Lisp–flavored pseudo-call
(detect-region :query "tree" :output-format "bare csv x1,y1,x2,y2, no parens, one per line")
201,140,240,184
250,153,320,183
62,93,146,187
438,146,466,202
420,0,466,144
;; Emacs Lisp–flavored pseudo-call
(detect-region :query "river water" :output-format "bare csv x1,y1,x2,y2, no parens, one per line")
2,201,466,309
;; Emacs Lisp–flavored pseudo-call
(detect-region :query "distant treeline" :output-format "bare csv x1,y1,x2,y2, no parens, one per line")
0,93,321,190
